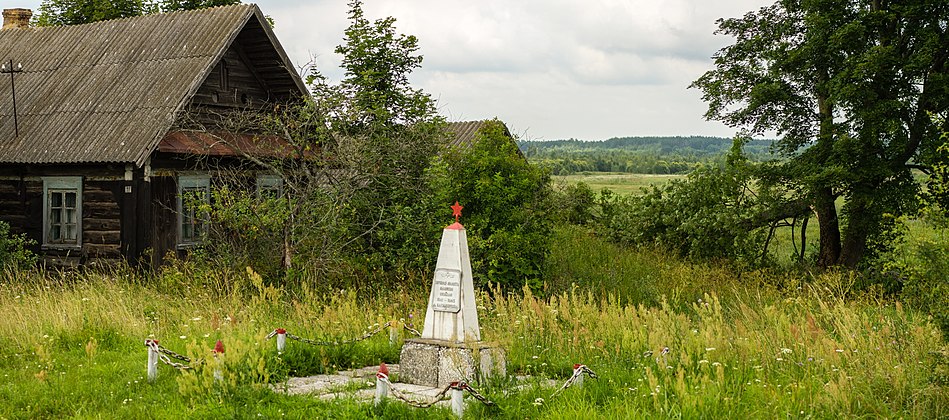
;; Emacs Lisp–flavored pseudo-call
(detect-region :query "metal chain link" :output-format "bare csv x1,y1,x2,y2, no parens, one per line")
146,340,193,370
455,381,495,406
157,346,192,363
402,324,422,337
549,365,598,399
378,375,454,408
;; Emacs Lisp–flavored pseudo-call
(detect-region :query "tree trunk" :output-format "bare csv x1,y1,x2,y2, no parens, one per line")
813,74,841,268
839,196,870,268
814,187,841,268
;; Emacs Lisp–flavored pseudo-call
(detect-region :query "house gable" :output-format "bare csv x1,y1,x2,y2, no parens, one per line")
188,10,306,114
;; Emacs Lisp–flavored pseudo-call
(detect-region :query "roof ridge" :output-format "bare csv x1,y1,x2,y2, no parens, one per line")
25,3,256,33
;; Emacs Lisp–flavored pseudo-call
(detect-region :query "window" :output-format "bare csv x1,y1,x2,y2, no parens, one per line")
177,176,210,247
256,174,284,199
42,177,82,248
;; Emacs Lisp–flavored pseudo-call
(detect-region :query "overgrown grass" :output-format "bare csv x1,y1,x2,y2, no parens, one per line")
0,229,946,418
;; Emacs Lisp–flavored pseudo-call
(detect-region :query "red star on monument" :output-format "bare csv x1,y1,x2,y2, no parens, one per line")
451,201,464,223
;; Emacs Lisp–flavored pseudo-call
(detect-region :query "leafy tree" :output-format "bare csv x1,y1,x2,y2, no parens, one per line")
691,0,949,268
34,0,241,26
306,0,446,271
35,0,149,25
601,138,803,267
160,0,240,13
184,0,447,283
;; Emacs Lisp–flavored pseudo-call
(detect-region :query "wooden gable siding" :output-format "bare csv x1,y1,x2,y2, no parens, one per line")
185,16,304,125
192,48,272,109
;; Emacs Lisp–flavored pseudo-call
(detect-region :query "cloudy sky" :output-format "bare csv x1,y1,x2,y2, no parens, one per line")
8,0,774,140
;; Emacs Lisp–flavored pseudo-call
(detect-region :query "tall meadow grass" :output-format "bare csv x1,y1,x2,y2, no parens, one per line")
0,229,946,418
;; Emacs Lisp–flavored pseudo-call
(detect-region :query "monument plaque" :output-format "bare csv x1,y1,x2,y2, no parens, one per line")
432,268,462,313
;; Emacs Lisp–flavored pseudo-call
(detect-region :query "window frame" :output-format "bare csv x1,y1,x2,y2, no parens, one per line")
177,175,211,249
256,174,284,199
42,176,83,250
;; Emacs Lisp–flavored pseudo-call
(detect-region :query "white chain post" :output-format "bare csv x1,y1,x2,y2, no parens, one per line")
573,364,584,388
276,328,286,352
145,340,158,382
451,383,465,418
375,363,390,406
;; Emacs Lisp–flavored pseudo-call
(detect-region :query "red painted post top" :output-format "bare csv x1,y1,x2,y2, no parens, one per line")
214,340,225,354
447,201,465,230
378,362,389,376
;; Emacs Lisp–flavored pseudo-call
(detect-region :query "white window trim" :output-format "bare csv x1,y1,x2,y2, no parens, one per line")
177,175,211,248
42,176,82,250
256,174,284,198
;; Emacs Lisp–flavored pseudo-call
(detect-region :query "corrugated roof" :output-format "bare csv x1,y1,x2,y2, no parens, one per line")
447,120,516,151
0,4,305,166
447,120,486,151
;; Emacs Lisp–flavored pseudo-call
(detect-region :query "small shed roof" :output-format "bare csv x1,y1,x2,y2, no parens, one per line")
0,4,306,166
447,120,523,157
447,120,514,150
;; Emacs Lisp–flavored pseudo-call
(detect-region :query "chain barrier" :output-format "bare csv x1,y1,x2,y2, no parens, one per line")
402,324,422,337
266,320,422,347
145,340,193,371
377,369,495,409
455,381,495,406
378,374,454,408
548,364,598,399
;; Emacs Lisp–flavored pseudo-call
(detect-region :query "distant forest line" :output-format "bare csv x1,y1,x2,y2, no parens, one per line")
519,136,776,175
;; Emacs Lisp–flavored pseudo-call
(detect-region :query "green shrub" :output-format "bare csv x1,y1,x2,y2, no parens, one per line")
0,220,36,270
594,138,792,269
428,119,554,291
554,181,596,225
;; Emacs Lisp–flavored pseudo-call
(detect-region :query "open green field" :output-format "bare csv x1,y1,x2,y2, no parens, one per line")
553,173,684,196
0,227,946,418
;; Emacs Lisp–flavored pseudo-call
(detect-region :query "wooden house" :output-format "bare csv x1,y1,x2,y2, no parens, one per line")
0,5,308,266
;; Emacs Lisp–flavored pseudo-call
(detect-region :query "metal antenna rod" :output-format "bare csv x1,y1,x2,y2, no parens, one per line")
1,59,23,137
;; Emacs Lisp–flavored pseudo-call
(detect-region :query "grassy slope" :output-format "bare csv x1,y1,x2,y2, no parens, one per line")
0,230,946,418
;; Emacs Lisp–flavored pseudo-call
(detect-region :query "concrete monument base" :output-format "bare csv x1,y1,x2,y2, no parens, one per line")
399,338,506,388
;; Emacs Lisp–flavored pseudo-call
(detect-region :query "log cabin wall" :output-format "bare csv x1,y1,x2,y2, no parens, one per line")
0,165,139,266
149,175,178,268
0,176,41,247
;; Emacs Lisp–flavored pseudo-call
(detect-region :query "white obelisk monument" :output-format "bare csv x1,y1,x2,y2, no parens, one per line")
399,201,505,387
420,201,480,343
